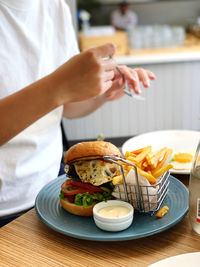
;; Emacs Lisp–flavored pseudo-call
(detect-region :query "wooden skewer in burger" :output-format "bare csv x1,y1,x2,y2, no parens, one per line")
59,141,122,216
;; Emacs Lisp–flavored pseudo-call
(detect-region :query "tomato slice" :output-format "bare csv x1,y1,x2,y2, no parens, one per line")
66,195,75,203
68,180,104,193
61,181,88,195
61,180,103,196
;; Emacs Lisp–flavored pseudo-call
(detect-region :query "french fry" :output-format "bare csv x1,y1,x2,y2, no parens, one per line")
156,206,169,218
137,168,156,184
153,163,173,179
112,175,123,185
125,151,133,158
126,156,138,163
130,146,151,155
142,161,148,168
127,166,133,172
134,146,152,164
113,168,156,185
146,147,168,169
126,156,142,168
121,146,173,186
152,149,173,175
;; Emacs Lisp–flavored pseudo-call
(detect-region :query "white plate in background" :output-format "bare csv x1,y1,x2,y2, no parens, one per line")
148,252,200,267
122,130,200,175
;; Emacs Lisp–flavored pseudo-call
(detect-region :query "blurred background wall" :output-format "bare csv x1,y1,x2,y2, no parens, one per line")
88,1,200,27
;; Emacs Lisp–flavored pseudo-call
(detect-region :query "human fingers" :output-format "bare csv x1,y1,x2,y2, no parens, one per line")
102,70,115,82
146,70,156,80
106,89,125,101
106,85,125,101
100,57,117,71
135,68,150,88
102,80,113,93
104,77,125,101
118,65,137,82
117,65,141,94
109,75,124,90
135,68,156,81
126,68,141,94
90,43,116,59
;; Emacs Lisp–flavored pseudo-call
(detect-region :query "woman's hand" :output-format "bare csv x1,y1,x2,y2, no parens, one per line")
51,43,117,105
104,65,156,101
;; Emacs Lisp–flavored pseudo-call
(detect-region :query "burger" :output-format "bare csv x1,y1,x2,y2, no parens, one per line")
59,141,122,216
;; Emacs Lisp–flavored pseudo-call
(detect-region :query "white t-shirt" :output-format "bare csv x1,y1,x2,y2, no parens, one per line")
111,9,138,30
0,0,79,217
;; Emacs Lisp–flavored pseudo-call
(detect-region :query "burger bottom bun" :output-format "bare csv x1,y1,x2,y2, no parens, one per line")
60,197,95,217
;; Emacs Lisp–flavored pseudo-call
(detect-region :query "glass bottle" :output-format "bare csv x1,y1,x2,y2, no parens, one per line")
189,140,200,234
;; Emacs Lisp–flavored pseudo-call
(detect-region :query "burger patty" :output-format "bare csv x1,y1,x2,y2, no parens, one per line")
73,159,121,186
65,164,80,181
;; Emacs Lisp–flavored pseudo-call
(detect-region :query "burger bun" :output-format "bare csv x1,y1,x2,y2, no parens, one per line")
64,141,121,163
60,197,95,216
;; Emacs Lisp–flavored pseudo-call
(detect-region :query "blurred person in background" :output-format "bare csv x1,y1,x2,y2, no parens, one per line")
0,0,155,227
111,0,138,31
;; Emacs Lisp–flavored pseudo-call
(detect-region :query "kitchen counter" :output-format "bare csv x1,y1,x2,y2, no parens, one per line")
116,34,200,65
116,51,200,65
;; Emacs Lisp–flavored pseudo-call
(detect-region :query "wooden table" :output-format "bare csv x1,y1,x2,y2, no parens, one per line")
1,175,200,267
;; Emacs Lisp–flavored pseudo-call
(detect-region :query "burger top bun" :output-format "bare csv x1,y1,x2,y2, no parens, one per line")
64,141,121,164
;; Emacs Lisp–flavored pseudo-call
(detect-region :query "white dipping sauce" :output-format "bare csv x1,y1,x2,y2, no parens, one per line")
98,206,130,218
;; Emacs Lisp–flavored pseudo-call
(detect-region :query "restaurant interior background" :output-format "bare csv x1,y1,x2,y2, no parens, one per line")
64,0,200,146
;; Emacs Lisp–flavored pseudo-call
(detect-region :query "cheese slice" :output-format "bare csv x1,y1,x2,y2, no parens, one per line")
74,160,121,186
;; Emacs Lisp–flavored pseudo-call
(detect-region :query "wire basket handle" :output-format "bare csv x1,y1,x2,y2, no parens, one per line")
103,156,142,210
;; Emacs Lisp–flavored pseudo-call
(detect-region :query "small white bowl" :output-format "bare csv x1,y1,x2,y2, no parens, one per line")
93,200,134,232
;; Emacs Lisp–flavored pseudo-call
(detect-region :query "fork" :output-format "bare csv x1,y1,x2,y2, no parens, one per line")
116,66,145,101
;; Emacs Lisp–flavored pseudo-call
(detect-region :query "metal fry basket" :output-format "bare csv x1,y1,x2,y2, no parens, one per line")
103,156,170,216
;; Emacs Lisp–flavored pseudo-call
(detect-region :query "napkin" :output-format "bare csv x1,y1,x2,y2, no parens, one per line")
112,169,164,212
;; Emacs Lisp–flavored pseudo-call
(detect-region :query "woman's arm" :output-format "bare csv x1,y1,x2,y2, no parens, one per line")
0,43,116,145
0,75,59,146
63,95,107,119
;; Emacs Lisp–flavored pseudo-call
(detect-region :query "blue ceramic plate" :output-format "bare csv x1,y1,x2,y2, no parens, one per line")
35,175,188,242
